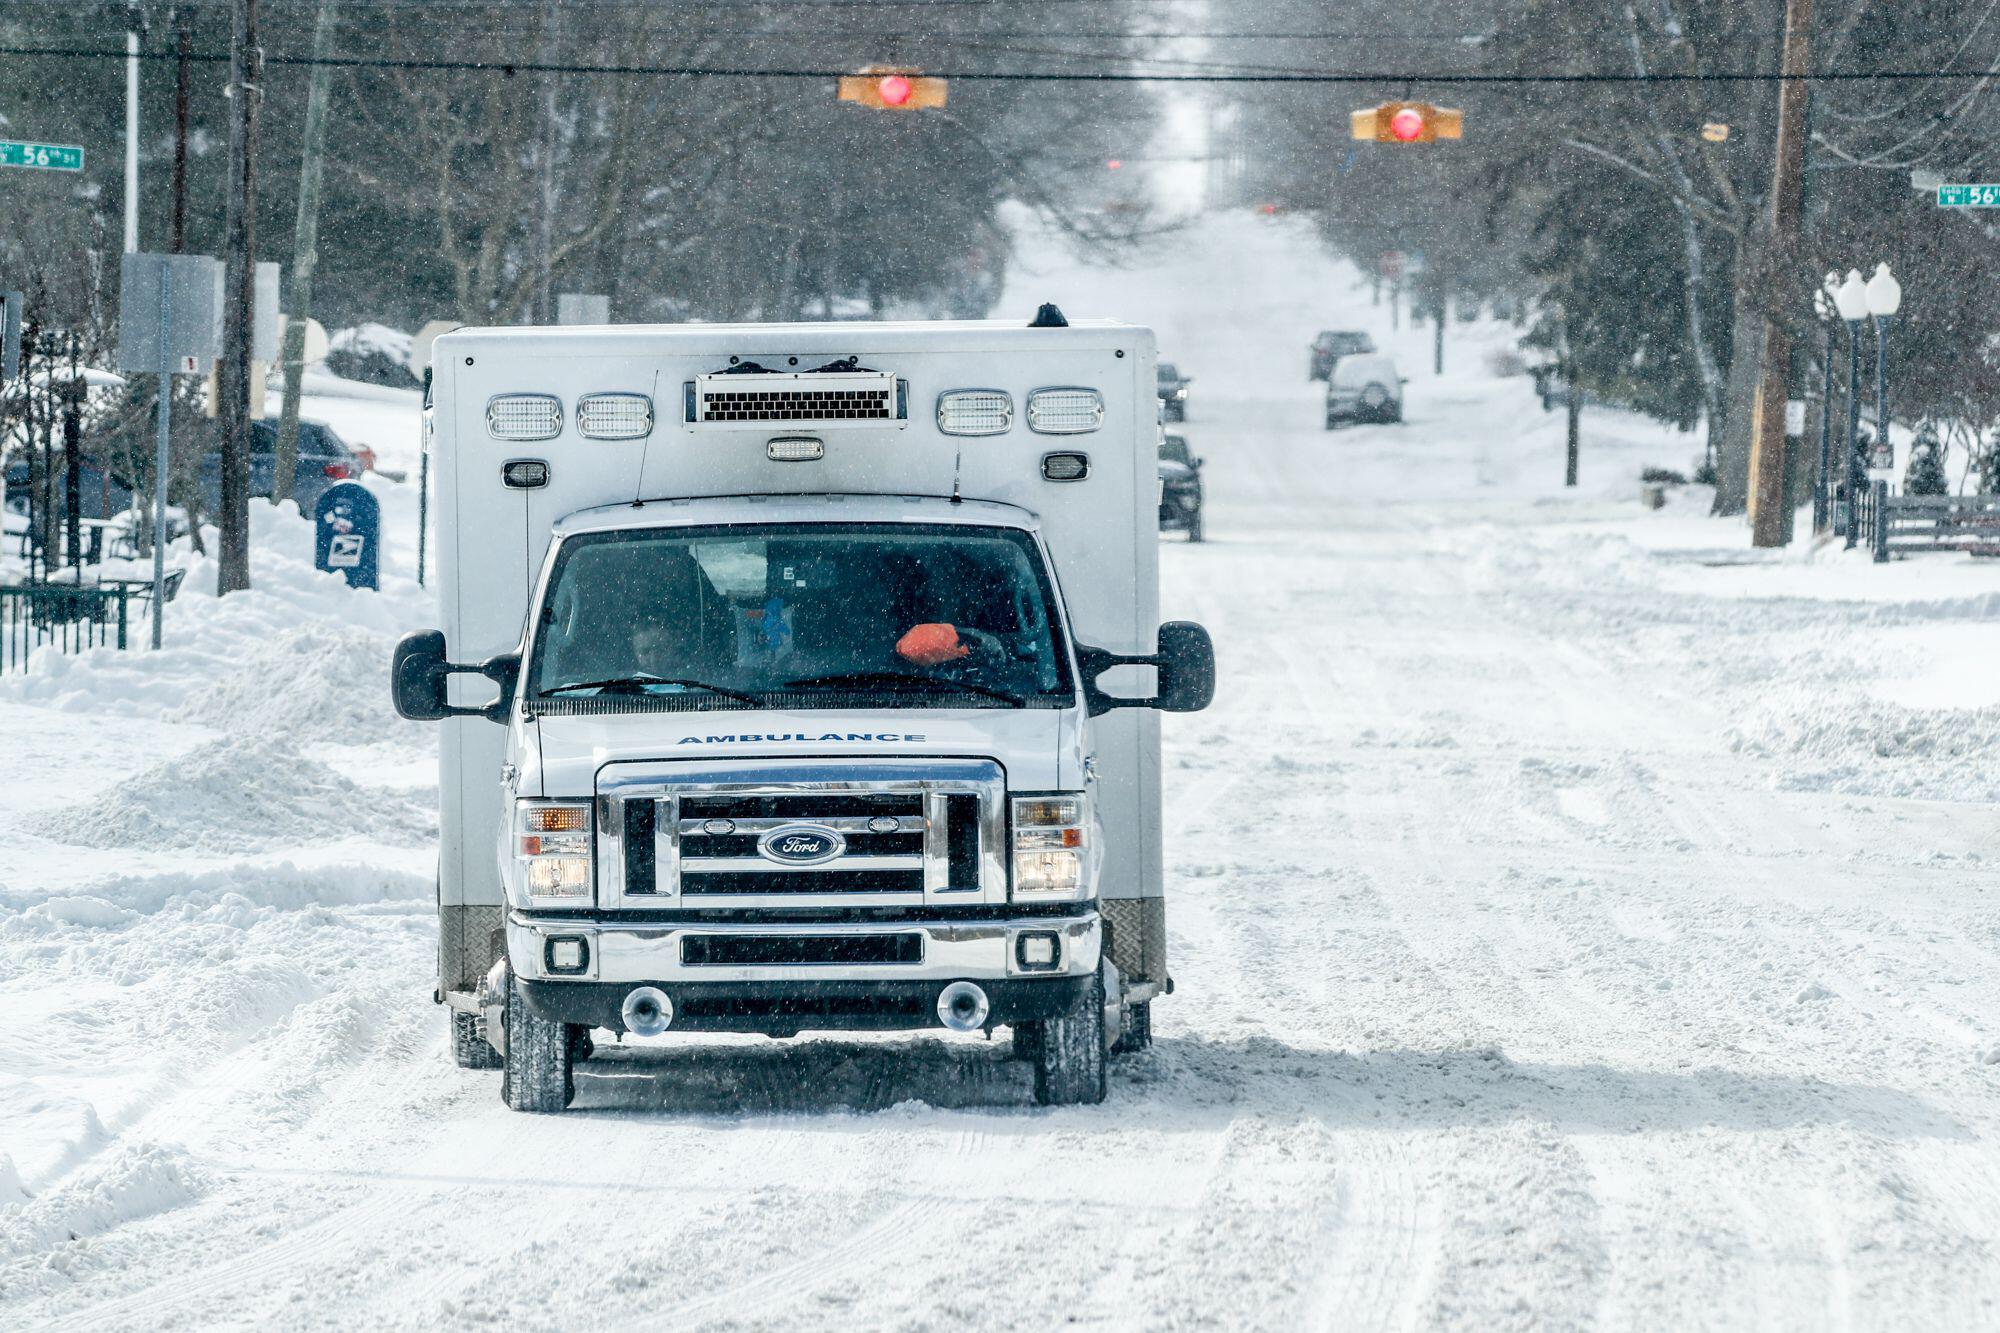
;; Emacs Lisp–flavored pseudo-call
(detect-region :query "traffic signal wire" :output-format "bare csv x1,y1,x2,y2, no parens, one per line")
0,41,1990,85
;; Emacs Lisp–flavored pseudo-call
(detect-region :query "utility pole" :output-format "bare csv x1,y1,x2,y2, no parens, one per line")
1745,0,1813,547
534,1,562,322
1432,262,1446,376
124,8,141,254
217,0,260,595
274,0,336,504
171,6,191,253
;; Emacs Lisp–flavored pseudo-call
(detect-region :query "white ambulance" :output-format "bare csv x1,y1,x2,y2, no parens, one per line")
393,309,1214,1110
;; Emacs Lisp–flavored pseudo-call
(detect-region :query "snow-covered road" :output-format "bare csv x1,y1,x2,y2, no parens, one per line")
5,213,1998,1329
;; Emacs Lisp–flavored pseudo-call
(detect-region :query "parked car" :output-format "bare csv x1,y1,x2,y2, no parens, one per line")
1309,329,1377,381
4,454,136,522
1157,361,1192,422
1324,352,1404,427
1158,430,1205,542
198,418,369,516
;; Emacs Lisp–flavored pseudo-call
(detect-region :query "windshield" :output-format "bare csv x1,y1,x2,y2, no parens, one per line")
1159,434,1193,465
528,523,1072,711
1157,362,1179,381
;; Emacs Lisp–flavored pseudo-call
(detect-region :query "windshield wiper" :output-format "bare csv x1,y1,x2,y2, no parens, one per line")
783,669,1029,707
541,673,763,705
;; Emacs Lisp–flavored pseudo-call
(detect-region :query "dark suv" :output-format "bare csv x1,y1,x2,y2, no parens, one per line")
199,419,368,516
1157,431,1204,542
1156,361,1192,422
1309,329,1376,381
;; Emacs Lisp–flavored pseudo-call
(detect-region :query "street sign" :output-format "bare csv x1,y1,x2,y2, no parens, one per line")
118,252,225,650
117,252,224,375
0,141,83,173
556,293,609,325
1937,184,2000,208
409,319,459,375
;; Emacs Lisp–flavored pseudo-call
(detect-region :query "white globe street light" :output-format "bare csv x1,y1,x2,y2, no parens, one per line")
1864,262,1902,318
1833,268,1869,322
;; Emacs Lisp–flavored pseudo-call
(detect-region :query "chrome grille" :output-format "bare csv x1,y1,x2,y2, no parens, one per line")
596,760,1005,910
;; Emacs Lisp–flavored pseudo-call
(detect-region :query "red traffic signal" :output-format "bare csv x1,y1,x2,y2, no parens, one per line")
1351,101,1464,144
838,67,948,111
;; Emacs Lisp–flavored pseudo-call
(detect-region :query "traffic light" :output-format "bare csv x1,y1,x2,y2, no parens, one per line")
1350,102,1463,144
838,67,948,111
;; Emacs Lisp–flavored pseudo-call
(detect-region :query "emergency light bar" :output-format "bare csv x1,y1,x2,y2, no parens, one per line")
936,389,1013,437
686,370,906,430
576,392,653,440
1026,387,1104,435
487,393,562,441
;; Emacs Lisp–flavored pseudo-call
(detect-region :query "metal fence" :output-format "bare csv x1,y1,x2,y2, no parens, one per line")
1873,491,2000,563
0,584,130,674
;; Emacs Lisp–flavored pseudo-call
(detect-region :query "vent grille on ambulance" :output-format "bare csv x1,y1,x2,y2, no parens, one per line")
687,371,904,428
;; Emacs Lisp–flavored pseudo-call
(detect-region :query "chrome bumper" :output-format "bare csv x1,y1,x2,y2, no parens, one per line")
507,910,1101,985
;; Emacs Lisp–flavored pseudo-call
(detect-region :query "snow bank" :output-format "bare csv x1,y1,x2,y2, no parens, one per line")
0,490,425,725
329,322,412,364
0,860,431,922
24,733,431,854
0,1142,209,1268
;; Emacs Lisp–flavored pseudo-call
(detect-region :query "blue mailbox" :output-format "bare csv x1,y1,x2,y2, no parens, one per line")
314,481,380,590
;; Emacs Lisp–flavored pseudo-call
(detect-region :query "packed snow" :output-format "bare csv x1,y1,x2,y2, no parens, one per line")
2,210,1997,1329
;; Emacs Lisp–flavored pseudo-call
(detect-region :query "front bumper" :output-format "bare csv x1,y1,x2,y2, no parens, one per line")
507,909,1100,985
508,910,1100,1034
519,975,1092,1033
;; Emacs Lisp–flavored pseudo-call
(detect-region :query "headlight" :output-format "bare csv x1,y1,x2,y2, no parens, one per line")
1011,793,1091,901
514,800,592,907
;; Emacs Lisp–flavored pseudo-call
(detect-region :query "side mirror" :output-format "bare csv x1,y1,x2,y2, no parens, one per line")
1193,456,1205,468
391,629,520,724
1076,620,1216,717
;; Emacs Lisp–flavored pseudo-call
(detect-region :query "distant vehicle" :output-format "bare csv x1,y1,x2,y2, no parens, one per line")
1324,352,1404,427
1309,329,1377,381
4,455,136,522
198,419,369,516
1158,431,1205,542
1156,361,1191,422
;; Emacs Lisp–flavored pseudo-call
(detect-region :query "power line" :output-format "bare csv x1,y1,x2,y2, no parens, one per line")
0,41,1988,84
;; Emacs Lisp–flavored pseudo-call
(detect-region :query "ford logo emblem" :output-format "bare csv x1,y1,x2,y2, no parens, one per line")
756,824,846,866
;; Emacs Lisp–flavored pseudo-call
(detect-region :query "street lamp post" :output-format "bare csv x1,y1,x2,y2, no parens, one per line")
1832,269,1869,548
1864,263,1902,564
1865,262,1902,463
1813,275,1839,534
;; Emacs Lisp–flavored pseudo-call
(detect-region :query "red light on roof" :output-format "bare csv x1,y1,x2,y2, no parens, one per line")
1106,159,1123,170
878,74,913,106
1389,107,1425,142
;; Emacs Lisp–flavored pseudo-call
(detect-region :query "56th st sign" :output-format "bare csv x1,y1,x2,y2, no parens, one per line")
0,140,84,172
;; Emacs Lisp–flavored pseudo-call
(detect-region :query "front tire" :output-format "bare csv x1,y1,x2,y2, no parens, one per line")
1027,971,1107,1106
451,1010,502,1070
502,974,576,1113
1186,507,1204,543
